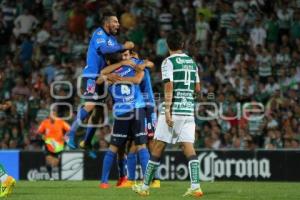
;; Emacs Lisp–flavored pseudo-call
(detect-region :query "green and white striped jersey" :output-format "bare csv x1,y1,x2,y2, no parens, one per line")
161,53,200,116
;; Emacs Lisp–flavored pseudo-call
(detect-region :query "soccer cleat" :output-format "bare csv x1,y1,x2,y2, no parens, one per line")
99,183,110,189
0,176,16,197
117,180,135,188
116,176,128,187
150,180,161,188
132,183,150,196
183,187,204,198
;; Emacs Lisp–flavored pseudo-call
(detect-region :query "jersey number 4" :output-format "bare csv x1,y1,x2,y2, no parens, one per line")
184,70,191,89
121,85,131,95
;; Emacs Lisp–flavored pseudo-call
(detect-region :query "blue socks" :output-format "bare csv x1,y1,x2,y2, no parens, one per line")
84,127,96,145
69,108,89,140
127,153,137,180
137,148,150,176
101,150,116,183
118,157,127,178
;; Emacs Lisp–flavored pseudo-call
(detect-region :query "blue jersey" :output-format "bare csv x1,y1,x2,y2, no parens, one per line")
132,58,155,107
83,27,123,77
109,65,145,116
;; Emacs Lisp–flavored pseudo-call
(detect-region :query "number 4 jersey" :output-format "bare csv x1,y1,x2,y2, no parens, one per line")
161,53,200,116
109,65,145,116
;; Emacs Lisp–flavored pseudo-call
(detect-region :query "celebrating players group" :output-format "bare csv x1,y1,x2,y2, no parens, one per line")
0,11,205,198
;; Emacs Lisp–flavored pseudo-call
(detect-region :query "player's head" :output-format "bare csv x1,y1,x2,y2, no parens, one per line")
166,30,184,52
101,11,120,35
122,50,131,60
130,51,139,59
105,52,122,64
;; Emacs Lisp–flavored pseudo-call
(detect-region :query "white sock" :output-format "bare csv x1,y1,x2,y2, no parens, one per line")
142,184,150,190
0,174,8,183
191,183,200,190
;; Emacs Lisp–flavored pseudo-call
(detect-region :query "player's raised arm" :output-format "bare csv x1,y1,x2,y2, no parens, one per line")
94,12,134,54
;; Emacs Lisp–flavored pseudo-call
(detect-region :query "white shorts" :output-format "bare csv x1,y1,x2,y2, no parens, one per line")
154,115,195,144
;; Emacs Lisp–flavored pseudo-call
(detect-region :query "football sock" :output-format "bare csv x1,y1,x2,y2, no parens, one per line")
118,157,127,178
84,127,96,145
143,156,160,188
188,155,201,190
127,153,137,180
101,150,116,183
138,148,150,176
0,164,8,183
69,108,89,140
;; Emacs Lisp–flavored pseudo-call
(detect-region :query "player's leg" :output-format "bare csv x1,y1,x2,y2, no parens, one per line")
81,83,106,149
132,139,166,196
100,115,129,188
145,106,160,188
132,108,150,177
116,147,128,187
177,116,203,197
100,144,119,188
67,102,94,149
80,106,104,148
127,141,137,182
181,142,203,197
68,77,100,149
117,141,136,188
133,114,171,196
46,153,60,180
0,164,16,197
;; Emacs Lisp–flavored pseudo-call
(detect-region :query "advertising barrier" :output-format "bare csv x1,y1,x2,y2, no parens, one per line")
0,150,19,180
6,150,300,181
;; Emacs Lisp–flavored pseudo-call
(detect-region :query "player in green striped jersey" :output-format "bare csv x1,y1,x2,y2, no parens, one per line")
132,30,203,198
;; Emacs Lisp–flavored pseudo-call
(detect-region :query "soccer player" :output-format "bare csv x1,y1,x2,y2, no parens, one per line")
37,110,70,180
0,165,16,197
99,52,150,189
119,52,160,188
132,30,203,197
67,11,134,149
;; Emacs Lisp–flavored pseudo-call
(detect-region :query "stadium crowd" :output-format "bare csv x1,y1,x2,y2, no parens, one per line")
0,0,300,150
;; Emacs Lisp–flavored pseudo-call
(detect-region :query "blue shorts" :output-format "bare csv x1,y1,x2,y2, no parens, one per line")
81,77,106,102
145,106,157,138
111,108,147,147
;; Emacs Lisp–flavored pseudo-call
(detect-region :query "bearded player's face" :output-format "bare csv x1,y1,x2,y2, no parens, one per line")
107,16,120,35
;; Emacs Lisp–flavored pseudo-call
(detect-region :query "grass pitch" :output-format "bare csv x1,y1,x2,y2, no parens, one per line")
7,181,300,200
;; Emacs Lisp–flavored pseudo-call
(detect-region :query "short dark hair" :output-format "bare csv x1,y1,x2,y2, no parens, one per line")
166,30,184,51
101,11,117,25
105,52,122,64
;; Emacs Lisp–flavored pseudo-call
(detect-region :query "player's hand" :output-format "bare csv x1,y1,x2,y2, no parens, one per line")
123,41,135,50
165,111,174,127
121,59,136,67
107,73,122,83
144,59,154,68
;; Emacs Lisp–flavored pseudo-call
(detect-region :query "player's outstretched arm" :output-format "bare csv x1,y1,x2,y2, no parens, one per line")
120,71,145,84
135,60,155,71
101,59,136,75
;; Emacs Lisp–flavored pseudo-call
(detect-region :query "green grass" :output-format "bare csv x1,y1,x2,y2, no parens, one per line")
7,181,300,200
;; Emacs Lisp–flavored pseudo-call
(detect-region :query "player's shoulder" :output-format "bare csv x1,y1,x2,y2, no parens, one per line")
92,27,108,38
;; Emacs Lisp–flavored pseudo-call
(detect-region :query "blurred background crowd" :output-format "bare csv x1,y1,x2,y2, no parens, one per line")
0,0,300,151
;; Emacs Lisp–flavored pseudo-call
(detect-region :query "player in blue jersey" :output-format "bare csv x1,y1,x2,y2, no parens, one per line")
67,11,135,149
117,52,161,188
98,51,150,189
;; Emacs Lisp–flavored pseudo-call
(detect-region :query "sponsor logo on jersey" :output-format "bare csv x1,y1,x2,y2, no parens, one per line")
96,38,105,44
86,79,96,94
107,39,114,46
